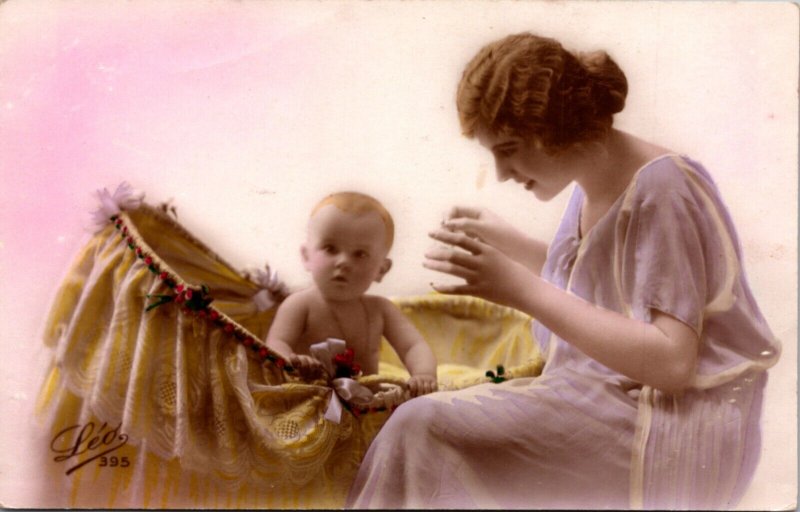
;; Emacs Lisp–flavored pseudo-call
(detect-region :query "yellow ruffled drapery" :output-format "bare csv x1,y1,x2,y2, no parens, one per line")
36,203,543,509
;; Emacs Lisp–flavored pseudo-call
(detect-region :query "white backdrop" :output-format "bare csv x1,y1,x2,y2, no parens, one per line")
0,1,796,508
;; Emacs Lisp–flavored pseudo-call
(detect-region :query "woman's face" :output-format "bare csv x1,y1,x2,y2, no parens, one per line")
476,127,578,201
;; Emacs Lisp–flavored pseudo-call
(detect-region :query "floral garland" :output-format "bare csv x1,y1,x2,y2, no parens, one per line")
332,347,361,379
344,402,395,418
96,182,404,418
109,213,295,373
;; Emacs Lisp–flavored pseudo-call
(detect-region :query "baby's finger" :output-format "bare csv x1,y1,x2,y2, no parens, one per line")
408,379,419,397
419,382,429,396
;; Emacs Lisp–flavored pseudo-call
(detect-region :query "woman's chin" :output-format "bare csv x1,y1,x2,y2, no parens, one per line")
529,186,553,201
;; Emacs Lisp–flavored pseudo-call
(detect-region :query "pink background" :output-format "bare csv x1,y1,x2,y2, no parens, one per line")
0,1,796,508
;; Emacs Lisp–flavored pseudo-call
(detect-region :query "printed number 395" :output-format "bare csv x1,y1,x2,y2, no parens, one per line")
99,456,130,468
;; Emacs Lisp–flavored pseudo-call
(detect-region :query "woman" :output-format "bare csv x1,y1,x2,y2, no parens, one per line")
345,33,780,509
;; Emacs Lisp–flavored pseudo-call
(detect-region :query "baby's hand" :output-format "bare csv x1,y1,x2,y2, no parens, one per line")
289,354,325,379
407,374,438,397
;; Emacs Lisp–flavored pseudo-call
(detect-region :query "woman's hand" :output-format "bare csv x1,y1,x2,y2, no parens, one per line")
423,228,534,308
407,374,438,397
443,206,548,275
444,206,523,255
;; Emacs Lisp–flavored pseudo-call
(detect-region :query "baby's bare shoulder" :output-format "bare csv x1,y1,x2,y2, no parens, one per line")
363,294,395,314
278,288,314,312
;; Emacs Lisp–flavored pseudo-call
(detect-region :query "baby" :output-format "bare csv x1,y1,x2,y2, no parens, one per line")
266,192,438,397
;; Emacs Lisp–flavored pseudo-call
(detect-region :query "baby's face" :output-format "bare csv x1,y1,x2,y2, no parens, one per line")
302,205,391,301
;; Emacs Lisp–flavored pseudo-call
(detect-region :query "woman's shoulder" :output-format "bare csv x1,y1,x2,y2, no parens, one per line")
630,154,717,208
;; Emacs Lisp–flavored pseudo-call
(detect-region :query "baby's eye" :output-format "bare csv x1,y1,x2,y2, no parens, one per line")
322,244,337,254
354,250,369,259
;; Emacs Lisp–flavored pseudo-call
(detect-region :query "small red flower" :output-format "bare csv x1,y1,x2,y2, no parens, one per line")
196,310,207,319
184,289,193,300
144,256,153,265
276,358,286,368
209,310,219,321
174,293,185,304
136,248,143,257
243,337,254,347
122,226,128,235
175,284,184,293
259,347,268,358
159,271,169,280
224,323,234,333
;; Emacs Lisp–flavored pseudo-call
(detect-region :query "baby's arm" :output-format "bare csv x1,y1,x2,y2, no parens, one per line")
379,297,438,397
265,293,323,376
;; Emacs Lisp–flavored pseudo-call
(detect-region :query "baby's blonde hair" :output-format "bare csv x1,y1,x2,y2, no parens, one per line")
310,192,395,250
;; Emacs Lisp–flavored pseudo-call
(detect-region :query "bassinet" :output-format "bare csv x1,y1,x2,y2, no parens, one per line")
36,185,544,508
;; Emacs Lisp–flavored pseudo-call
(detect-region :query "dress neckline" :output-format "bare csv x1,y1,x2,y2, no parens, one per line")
575,153,680,242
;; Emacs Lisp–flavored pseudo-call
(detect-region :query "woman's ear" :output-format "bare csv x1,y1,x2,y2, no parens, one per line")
374,258,393,283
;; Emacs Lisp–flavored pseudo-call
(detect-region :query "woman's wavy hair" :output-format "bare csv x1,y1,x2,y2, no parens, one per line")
457,33,628,154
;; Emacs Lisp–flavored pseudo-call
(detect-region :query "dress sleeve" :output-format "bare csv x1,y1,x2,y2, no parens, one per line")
620,159,724,336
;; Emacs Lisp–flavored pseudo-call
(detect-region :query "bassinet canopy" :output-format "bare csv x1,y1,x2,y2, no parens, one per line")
36,183,544,508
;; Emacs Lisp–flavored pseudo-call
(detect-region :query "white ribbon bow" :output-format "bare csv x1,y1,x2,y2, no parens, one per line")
249,264,288,312
90,182,144,232
310,338,374,424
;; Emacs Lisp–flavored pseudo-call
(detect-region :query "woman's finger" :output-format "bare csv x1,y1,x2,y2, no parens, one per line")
424,245,479,269
429,281,479,295
428,229,484,254
422,258,477,280
447,205,483,221
443,217,484,238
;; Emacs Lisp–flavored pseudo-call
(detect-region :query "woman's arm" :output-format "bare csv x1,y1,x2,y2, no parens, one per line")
424,229,699,393
379,297,438,396
444,206,548,275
